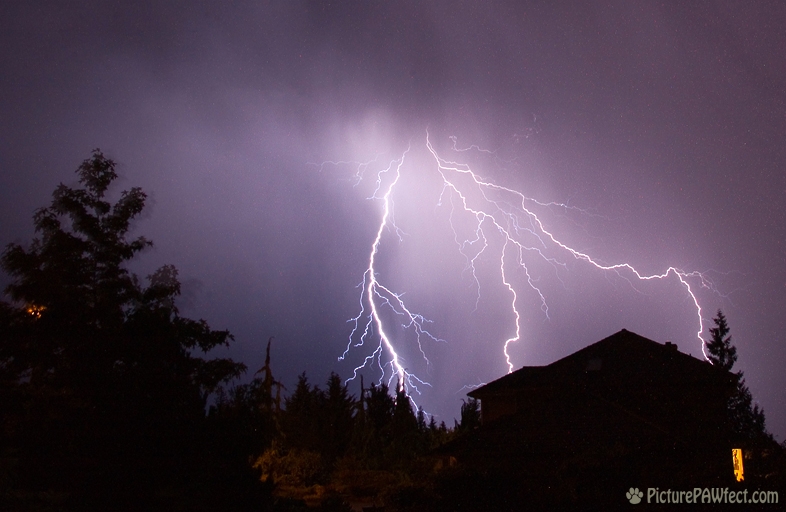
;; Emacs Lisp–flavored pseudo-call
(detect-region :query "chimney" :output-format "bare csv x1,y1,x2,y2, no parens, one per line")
664,341,678,351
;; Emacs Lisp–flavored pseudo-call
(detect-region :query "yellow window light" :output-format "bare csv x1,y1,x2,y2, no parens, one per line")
732,448,744,482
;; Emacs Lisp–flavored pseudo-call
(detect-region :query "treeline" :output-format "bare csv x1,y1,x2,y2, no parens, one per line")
5,151,781,510
0,151,475,511
209,351,481,508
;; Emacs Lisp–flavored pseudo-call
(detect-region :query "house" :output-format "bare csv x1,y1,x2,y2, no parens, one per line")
469,329,732,432
437,329,740,509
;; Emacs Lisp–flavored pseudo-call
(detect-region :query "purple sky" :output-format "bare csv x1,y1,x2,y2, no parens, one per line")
2,1,785,439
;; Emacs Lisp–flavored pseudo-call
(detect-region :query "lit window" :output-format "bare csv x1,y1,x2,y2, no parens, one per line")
732,448,744,482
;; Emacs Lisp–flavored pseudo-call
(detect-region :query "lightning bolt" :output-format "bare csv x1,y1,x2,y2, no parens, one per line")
455,380,488,394
338,144,439,396
425,133,717,370
332,131,719,403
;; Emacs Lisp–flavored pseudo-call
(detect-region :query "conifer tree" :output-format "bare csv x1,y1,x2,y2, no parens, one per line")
706,310,768,441
706,310,736,372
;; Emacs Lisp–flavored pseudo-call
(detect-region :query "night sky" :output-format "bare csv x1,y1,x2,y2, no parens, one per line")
2,1,785,439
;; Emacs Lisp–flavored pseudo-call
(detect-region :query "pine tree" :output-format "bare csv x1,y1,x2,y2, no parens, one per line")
706,310,768,441
323,372,355,465
281,372,322,452
392,381,418,435
706,310,737,371
417,407,427,433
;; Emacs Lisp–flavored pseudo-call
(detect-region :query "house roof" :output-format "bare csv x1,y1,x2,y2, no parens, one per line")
468,329,731,398
439,329,738,501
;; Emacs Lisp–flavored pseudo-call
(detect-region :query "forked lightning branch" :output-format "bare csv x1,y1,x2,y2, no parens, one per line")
328,133,719,398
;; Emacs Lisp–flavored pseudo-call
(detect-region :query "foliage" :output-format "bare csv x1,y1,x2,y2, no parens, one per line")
455,398,481,433
706,310,769,442
277,373,364,473
0,150,494,510
207,336,283,471
706,310,737,372
0,150,256,509
0,149,485,510
255,372,467,506
256,445,324,490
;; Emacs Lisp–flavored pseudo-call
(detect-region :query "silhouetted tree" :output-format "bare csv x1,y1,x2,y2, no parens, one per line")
0,150,250,509
281,372,324,453
208,338,281,462
323,373,355,465
707,310,737,371
336,381,387,470
456,397,481,433
366,382,395,439
277,372,356,466
706,310,768,441
386,382,419,466
392,382,418,434
428,414,438,435
417,407,427,432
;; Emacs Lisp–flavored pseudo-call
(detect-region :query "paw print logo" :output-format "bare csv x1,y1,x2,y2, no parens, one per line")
626,487,643,504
